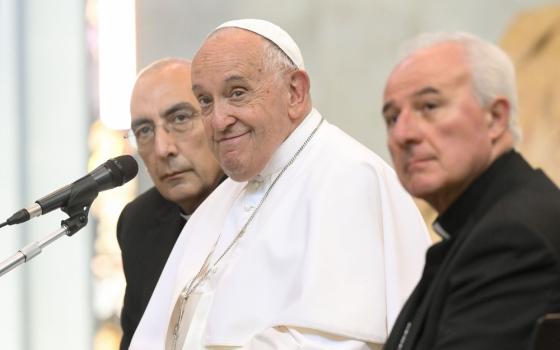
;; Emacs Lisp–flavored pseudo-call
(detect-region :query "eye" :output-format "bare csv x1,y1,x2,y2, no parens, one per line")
170,111,194,125
383,109,400,128
198,95,212,109
229,88,246,99
417,98,442,117
133,124,154,141
134,124,152,136
422,101,438,111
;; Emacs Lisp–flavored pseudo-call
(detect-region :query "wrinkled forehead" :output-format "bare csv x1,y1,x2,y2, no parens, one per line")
131,66,198,116
134,65,191,99
194,28,265,67
191,29,268,87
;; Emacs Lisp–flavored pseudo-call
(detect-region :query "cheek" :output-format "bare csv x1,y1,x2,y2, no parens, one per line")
191,124,208,146
437,123,481,158
387,138,398,157
178,129,219,168
197,157,221,183
139,152,158,175
198,119,215,147
201,117,214,136
387,140,405,169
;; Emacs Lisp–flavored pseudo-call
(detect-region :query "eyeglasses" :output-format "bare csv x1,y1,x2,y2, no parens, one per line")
125,111,200,149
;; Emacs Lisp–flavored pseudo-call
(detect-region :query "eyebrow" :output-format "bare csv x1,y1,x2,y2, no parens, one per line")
191,83,204,94
131,118,152,129
414,86,440,97
131,102,197,129
163,102,197,117
224,75,248,84
192,75,249,93
382,86,441,114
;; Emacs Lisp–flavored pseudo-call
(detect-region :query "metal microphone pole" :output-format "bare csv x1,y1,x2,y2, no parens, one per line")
0,225,70,277
0,176,98,277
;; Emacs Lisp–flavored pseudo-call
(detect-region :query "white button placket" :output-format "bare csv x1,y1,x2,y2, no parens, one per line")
243,176,265,216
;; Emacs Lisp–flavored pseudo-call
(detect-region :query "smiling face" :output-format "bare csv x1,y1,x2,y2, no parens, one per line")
191,29,297,181
130,61,223,213
383,42,500,212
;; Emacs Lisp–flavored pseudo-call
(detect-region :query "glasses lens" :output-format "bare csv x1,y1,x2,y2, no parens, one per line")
125,129,138,149
168,112,197,134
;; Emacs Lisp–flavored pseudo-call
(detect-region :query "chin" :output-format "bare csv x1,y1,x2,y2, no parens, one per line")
221,154,267,182
221,160,252,182
224,169,251,182
403,177,441,201
158,181,188,198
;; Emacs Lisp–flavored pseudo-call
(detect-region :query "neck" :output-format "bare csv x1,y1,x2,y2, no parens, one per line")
426,181,473,214
427,143,514,214
177,174,224,214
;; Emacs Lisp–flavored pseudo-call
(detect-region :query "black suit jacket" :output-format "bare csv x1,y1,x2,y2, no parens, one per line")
385,151,560,350
117,187,186,350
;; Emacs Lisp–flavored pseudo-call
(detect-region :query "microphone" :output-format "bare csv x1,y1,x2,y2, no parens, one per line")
2,155,138,226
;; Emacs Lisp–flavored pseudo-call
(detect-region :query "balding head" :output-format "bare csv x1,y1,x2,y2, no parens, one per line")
130,58,223,213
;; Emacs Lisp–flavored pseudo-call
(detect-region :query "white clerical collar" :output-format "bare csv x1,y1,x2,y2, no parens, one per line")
252,108,321,181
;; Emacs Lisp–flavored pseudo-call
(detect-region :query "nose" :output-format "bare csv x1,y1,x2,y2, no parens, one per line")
390,108,422,147
210,100,236,132
153,126,178,157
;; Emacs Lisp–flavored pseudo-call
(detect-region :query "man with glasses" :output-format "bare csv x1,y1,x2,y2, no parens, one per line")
117,58,224,349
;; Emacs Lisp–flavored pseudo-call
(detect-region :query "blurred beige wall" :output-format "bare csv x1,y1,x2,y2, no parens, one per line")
501,5,560,187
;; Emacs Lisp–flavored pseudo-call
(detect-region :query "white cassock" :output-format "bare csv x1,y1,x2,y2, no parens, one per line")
130,109,431,350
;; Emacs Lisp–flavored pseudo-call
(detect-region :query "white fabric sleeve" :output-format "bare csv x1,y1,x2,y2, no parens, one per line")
208,326,382,350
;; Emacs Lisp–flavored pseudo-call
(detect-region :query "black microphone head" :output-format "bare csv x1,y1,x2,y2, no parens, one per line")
91,155,138,191
107,155,139,185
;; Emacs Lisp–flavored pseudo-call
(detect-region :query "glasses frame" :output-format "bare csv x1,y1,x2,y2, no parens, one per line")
125,111,200,150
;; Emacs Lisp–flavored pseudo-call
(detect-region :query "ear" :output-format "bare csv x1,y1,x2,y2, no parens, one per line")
287,70,310,121
486,97,511,142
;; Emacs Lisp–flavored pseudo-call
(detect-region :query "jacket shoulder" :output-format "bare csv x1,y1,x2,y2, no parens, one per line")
117,187,180,244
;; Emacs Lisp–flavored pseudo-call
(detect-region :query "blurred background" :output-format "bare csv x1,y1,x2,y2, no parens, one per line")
0,0,559,349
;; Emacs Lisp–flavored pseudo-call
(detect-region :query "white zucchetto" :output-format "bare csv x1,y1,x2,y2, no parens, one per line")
215,18,305,69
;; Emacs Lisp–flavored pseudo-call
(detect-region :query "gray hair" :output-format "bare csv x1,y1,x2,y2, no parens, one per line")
397,32,521,143
261,37,299,78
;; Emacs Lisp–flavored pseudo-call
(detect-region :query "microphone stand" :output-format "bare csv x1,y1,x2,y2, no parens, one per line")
0,176,99,277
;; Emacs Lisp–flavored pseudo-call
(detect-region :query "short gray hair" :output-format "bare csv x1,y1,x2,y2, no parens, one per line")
261,37,298,78
397,32,521,143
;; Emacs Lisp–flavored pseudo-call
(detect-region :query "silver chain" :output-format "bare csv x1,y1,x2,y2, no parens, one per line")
170,117,324,350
